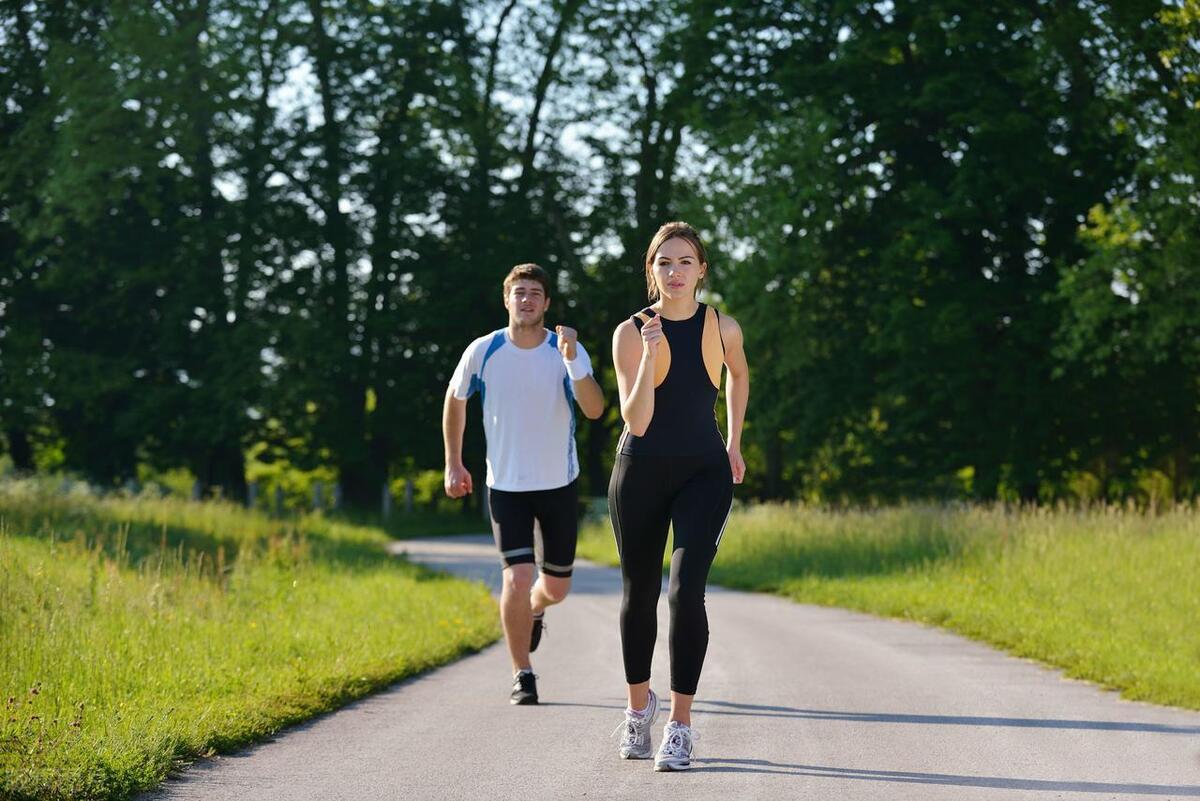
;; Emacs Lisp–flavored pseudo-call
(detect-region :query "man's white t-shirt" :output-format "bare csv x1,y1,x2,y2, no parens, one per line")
449,328,592,492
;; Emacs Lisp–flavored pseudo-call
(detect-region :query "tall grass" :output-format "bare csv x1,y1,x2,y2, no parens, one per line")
0,480,499,801
578,502,1200,709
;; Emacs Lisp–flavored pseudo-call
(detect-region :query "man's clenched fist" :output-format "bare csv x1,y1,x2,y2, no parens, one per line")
555,325,578,361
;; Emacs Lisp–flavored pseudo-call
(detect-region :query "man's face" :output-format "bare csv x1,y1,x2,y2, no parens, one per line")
504,279,550,327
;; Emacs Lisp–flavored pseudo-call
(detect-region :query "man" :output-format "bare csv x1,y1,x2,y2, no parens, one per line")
443,263,605,705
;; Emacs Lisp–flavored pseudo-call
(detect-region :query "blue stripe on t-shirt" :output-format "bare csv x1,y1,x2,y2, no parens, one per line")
481,330,507,367
473,330,507,405
562,373,576,481
546,330,576,478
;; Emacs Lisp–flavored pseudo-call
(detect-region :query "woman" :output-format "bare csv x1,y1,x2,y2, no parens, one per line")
608,221,749,771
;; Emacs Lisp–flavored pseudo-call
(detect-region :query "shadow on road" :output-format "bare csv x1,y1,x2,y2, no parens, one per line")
691,759,1200,795
692,700,1200,735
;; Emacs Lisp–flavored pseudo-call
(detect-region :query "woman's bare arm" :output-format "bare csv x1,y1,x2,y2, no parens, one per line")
613,318,661,436
721,314,749,483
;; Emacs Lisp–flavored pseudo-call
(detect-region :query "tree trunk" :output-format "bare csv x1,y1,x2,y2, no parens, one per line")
515,0,582,198
4,428,34,473
201,442,248,503
183,0,248,500
974,461,1001,501
1172,445,1191,503
309,0,370,507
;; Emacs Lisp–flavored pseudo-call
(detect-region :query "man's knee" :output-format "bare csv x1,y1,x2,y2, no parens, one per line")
539,575,571,603
503,563,536,595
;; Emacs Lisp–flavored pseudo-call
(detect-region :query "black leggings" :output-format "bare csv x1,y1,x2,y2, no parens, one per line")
608,447,733,695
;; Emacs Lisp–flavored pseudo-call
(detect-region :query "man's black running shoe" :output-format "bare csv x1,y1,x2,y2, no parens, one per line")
511,671,538,705
530,612,546,653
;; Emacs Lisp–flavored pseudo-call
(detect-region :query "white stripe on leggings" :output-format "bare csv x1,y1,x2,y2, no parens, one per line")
714,500,734,550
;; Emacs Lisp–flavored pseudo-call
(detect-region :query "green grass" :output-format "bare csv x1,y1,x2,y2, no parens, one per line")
0,480,500,801
578,502,1200,710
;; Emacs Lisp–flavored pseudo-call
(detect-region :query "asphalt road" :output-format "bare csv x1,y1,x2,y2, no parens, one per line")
148,534,1200,800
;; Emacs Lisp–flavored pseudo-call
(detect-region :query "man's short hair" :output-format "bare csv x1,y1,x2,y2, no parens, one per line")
503,263,551,297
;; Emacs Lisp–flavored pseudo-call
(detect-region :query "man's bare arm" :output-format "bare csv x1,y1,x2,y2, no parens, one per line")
442,386,473,497
572,373,605,419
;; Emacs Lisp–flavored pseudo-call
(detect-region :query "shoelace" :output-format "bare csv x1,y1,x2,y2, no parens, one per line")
659,725,699,757
610,712,651,742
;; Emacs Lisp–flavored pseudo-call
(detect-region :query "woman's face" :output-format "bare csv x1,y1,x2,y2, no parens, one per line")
652,237,706,301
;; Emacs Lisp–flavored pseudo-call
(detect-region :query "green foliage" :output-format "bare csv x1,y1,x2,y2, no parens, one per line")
689,0,1186,501
1,0,1195,503
402,469,456,513
245,440,339,511
134,464,197,499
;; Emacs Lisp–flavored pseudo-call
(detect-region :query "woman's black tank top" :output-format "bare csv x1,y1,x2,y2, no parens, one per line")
617,302,725,457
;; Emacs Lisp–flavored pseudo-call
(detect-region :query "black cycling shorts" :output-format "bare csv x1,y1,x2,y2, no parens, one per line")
487,479,578,577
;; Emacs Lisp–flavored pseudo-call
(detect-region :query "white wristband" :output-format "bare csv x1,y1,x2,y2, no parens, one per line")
564,352,591,381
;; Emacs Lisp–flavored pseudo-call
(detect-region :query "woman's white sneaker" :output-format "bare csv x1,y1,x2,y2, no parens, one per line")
612,689,660,759
653,720,698,771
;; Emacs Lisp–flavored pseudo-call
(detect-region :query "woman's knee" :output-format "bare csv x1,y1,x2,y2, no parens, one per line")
622,579,661,612
667,578,705,613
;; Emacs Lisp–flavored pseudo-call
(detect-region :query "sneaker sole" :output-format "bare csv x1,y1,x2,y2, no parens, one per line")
654,759,691,772
620,748,653,760
510,696,538,706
